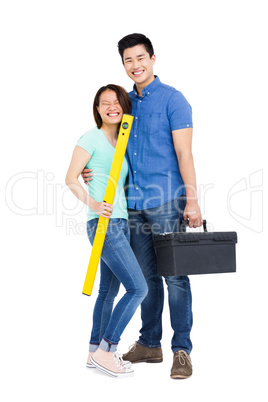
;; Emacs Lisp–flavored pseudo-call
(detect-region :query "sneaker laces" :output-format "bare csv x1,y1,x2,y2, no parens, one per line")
176,350,191,366
115,351,124,365
113,352,124,371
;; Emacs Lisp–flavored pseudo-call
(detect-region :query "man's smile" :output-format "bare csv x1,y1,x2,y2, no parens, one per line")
132,70,144,76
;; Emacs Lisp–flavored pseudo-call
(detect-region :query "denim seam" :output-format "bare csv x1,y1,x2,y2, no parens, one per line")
148,274,161,347
103,337,118,346
98,273,118,344
106,294,136,344
105,237,140,293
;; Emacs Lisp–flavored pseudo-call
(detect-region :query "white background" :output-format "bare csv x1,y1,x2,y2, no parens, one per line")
1,0,267,401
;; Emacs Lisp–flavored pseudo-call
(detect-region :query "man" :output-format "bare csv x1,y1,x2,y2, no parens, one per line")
83,33,202,379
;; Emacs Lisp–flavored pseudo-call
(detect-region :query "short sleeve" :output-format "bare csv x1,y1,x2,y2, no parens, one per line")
76,131,96,156
168,91,193,131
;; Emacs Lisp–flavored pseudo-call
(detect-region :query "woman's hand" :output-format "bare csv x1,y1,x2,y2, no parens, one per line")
91,200,114,218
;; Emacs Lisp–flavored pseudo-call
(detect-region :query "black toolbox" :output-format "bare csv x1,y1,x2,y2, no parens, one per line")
153,220,237,276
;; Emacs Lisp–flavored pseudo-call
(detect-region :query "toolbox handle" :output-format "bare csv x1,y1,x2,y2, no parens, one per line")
180,219,207,233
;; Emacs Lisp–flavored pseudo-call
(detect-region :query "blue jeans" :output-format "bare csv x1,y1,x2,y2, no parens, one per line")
128,196,193,354
87,218,148,353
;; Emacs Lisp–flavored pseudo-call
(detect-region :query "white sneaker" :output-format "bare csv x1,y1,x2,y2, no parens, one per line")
90,348,134,378
86,351,131,369
86,352,95,368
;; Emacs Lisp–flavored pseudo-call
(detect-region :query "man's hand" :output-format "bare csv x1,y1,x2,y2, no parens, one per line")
183,200,203,228
81,168,93,185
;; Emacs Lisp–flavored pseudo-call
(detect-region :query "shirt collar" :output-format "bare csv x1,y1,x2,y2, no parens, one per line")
133,75,160,98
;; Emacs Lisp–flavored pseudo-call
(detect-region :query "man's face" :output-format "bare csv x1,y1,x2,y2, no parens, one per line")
123,44,156,88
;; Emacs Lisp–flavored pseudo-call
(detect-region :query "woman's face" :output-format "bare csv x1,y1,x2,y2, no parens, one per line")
97,90,123,127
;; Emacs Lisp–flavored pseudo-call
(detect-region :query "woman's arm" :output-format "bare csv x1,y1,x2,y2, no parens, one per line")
65,146,113,218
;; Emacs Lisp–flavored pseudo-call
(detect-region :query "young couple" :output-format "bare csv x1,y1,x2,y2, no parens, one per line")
66,33,202,379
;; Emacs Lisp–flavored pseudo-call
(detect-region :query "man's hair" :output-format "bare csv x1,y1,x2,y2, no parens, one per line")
93,84,132,129
118,33,154,63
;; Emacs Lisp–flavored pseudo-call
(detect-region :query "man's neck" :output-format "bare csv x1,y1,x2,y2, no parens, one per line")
135,75,155,96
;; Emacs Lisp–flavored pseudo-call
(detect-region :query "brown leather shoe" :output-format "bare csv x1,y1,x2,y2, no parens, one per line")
123,342,163,364
170,350,192,379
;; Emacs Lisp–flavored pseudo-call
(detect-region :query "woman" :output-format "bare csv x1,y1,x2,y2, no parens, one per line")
65,84,148,378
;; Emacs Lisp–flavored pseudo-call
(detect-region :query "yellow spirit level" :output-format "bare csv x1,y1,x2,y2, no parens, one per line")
82,114,133,296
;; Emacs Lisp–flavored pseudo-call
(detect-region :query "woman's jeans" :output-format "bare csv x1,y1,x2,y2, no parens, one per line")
128,196,193,354
87,218,148,353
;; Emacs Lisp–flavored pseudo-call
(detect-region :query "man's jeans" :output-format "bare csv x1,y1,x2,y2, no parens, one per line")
128,196,193,354
87,218,148,353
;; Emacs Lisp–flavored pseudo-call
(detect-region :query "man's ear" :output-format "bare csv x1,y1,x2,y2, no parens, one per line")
151,54,156,64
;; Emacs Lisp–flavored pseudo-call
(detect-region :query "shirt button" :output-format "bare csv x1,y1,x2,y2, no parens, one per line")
139,100,142,103
134,153,137,155
134,135,137,137
135,117,138,119
134,171,136,173
136,187,139,190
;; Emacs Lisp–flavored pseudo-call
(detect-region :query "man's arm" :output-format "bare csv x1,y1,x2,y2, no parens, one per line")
81,168,93,185
172,127,202,228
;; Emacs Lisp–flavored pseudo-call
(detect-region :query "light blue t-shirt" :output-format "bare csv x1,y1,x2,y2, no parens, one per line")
77,127,129,221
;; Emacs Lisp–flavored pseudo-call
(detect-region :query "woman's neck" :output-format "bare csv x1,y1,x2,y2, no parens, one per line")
101,123,118,139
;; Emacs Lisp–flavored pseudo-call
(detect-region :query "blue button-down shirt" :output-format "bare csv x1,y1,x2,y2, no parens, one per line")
126,76,193,210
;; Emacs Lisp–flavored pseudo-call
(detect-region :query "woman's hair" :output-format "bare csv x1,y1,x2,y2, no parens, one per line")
93,84,132,129
118,33,154,63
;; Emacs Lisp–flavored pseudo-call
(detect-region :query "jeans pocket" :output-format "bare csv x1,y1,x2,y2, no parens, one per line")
87,219,98,231
87,219,98,243
106,219,127,242
108,218,122,227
